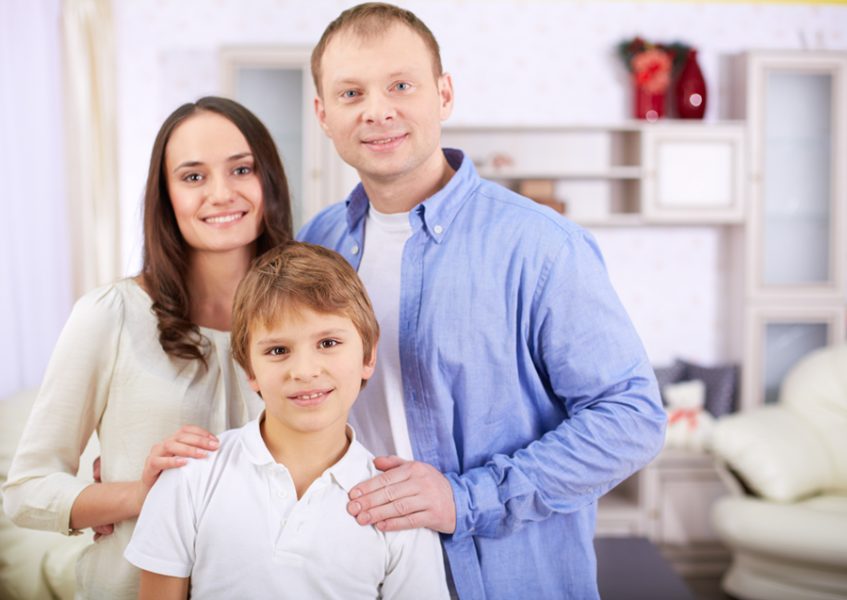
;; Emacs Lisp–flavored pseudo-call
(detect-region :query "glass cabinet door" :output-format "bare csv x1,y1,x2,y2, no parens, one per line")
762,322,828,405
748,52,847,300
762,72,832,287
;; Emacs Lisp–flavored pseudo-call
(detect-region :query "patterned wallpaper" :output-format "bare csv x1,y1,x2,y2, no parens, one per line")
113,0,847,365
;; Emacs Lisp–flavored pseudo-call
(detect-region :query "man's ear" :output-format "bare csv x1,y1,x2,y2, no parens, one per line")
362,340,379,381
314,95,331,136
437,72,454,121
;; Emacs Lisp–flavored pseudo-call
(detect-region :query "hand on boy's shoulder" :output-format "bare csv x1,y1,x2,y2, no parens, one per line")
346,456,456,534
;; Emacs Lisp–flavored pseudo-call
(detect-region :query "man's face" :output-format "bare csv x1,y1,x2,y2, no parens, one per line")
314,24,454,187
247,307,376,439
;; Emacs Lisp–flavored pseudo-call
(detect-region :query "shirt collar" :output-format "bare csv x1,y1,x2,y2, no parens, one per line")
239,414,370,493
344,148,479,244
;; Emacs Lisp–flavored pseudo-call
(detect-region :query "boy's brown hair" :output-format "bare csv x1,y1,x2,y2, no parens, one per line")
310,2,443,96
231,241,379,379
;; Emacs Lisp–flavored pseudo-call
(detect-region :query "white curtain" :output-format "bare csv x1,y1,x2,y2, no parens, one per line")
62,0,120,297
0,0,119,399
0,0,73,398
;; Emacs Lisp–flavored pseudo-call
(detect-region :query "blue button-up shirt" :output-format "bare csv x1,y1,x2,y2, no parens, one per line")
298,149,666,599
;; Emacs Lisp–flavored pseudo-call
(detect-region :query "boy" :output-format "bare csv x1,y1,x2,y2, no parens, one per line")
124,241,449,599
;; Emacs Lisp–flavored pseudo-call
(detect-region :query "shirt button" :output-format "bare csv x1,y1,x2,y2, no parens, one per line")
351,244,359,255
433,225,443,235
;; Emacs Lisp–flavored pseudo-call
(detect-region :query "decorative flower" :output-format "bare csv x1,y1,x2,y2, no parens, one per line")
618,37,691,94
632,48,672,93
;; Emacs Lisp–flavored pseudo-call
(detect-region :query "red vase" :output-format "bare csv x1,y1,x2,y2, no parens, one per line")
633,79,666,122
675,49,706,119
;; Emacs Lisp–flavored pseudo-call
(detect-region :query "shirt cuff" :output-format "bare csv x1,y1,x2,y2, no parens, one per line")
446,465,505,540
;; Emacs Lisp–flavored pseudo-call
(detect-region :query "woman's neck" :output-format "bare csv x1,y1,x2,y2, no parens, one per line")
186,247,254,331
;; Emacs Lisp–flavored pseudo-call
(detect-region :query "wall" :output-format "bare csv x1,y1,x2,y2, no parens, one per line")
112,0,847,367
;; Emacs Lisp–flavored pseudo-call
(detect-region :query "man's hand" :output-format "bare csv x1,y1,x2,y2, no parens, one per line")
347,456,456,534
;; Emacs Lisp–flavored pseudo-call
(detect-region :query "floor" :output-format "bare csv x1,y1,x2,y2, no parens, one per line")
684,575,735,600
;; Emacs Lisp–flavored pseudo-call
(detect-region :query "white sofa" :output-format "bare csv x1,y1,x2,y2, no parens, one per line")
710,344,847,600
0,388,97,600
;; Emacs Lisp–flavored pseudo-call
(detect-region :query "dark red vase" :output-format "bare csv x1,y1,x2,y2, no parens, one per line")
675,49,706,119
634,79,666,122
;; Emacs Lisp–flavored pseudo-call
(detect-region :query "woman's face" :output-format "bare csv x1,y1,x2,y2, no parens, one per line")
165,111,264,256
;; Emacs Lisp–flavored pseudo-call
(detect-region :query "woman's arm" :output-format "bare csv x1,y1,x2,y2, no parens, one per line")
69,424,220,530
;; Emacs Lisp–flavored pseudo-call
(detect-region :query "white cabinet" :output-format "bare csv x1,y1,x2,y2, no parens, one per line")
745,51,847,301
641,124,745,223
738,50,847,410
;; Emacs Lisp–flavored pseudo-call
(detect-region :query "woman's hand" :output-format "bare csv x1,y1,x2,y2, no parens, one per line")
134,425,219,512
72,426,220,534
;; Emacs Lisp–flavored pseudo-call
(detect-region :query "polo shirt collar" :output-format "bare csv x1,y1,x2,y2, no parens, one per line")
344,148,480,243
239,414,369,493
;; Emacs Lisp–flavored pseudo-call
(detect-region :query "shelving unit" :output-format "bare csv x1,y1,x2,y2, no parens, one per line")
441,122,745,226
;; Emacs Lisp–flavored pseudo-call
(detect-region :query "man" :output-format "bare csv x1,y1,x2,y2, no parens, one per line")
298,4,666,598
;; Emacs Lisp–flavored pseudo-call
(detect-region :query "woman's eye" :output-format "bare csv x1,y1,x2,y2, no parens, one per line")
234,165,252,176
319,339,339,350
184,173,203,183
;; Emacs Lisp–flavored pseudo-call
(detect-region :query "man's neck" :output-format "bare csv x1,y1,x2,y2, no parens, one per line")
261,417,350,499
363,151,456,214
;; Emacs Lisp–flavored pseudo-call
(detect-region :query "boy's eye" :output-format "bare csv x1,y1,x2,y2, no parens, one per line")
267,346,288,356
319,339,339,350
341,89,360,99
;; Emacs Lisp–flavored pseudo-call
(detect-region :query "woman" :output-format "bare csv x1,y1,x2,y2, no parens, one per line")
3,96,292,598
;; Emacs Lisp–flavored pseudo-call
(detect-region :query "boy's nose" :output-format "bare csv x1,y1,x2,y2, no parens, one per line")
288,352,321,381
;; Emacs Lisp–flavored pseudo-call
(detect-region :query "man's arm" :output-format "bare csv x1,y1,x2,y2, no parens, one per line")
348,229,666,536
139,571,189,600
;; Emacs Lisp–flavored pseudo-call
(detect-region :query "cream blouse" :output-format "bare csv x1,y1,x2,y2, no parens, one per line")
3,279,263,599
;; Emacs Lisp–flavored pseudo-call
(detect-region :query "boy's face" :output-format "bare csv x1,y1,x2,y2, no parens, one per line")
247,306,376,438
314,23,454,187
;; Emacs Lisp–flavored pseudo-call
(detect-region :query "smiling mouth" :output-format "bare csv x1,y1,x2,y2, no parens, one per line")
203,212,246,225
362,134,408,148
288,389,333,407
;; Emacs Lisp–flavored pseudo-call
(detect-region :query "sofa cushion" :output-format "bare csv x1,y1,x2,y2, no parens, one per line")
780,344,847,491
712,493,847,568
0,389,95,600
712,406,832,502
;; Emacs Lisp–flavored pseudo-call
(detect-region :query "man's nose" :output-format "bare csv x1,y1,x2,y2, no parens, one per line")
363,92,396,124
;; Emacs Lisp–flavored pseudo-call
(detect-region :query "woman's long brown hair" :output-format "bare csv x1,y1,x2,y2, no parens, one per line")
141,96,293,363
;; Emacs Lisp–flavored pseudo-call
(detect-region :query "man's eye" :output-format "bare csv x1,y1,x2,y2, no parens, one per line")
319,339,339,349
395,82,412,92
341,90,360,99
267,346,288,356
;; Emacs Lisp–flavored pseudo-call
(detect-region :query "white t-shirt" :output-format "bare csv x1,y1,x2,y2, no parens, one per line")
124,417,448,600
354,206,415,459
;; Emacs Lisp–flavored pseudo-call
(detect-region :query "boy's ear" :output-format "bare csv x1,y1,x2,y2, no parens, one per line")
362,341,378,381
248,375,261,394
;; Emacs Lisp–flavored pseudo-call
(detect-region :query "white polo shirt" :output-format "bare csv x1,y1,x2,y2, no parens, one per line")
124,417,448,599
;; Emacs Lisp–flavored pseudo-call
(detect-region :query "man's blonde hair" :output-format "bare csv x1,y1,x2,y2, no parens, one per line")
311,2,443,96
231,241,379,380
